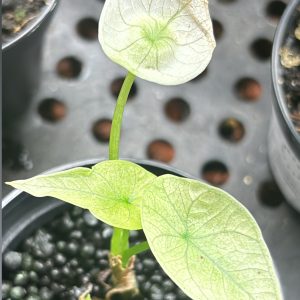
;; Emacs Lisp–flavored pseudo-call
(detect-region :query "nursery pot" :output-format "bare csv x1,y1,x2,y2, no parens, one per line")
269,0,300,211
2,159,191,299
2,0,58,129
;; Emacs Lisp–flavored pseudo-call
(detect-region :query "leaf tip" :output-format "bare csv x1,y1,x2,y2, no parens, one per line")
5,179,26,191
5,181,18,188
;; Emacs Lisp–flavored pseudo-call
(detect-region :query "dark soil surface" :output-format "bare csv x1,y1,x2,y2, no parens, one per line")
2,206,190,300
279,11,300,134
2,0,48,44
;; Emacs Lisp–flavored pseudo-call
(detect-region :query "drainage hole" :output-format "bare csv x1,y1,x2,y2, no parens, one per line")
56,56,82,79
258,180,285,207
92,118,112,143
266,1,287,21
235,77,262,102
76,18,98,40
218,118,245,142
212,19,224,40
147,140,175,163
250,38,272,61
201,160,229,186
165,97,190,123
110,77,137,100
38,98,66,122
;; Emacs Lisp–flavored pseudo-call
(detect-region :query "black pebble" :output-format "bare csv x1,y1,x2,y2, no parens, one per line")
3,252,22,271
71,207,83,217
162,279,174,293
40,275,51,286
80,243,95,258
2,281,11,298
39,286,54,300
50,268,61,281
10,286,26,299
90,267,100,279
165,292,177,300
79,274,90,285
102,227,113,239
136,274,146,284
21,253,33,271
61,265,73,278
99,258,109,269
92,284,100,295
140,281,151,294
135,261,143,273
83,211,98,227
61,213,75,232
22,237,34,252
32,230,55,258
130,230,139,239
54,253,67,266
70,230,82,240
26,295,41,300
69,285,82,298
14,271,29,286
44,259,54,272
92,231,102,243
143,258,156,273
32,261,45,274
56,241,67,252
66,241,79,256
28,271,39,283
95,249,108,259
75,267,84,276
27,286,38,294
69,258,79,268
75,218,85,230
150,274,163,284
50,282,65,294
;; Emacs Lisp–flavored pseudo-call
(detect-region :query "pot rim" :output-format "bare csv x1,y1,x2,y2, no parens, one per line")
2,0,58,51
2,157,193,209
271,0,300,156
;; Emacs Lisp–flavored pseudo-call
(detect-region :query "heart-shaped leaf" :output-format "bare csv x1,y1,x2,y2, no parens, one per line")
98,0,215,85
142,175,282,300
7,160,156,230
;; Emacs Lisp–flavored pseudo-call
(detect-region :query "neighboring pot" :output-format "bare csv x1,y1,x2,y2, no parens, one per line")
269,0,300,211
2,159,191,299
2,0,58,129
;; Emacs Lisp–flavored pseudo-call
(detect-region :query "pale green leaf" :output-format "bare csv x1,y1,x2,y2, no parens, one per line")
142,175,282,300
7,160,156,230
98,0,216,85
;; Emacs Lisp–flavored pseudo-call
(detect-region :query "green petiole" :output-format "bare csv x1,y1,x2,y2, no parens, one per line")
109,71,136,160
122,241,150,267
108,71,136,262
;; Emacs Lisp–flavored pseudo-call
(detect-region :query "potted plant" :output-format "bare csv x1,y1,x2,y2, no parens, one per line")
269,0,300,211
2,0,58,129
3,0,282,299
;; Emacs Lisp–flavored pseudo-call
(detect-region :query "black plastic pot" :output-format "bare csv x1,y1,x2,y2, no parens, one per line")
2,159,192,299
2,0,58,129
269,0,300,211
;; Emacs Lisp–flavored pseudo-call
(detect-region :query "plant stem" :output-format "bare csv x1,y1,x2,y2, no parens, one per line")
122,241,150,267
109,72,136,260
111,227,129,256
109,71,136,160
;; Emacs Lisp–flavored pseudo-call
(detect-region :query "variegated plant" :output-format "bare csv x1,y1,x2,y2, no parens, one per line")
7,1,282,299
